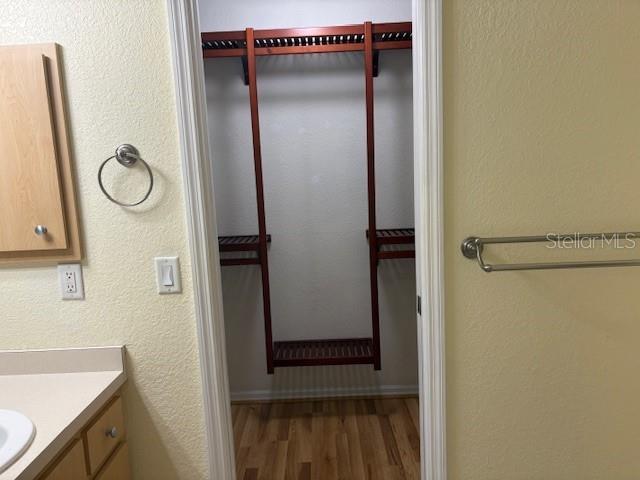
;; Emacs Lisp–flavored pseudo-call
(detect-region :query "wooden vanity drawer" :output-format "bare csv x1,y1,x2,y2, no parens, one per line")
94,443,130,480
84,396,125,474
41,438,86,480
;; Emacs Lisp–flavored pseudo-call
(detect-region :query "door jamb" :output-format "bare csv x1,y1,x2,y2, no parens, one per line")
413,0,446,479
166,1,236,478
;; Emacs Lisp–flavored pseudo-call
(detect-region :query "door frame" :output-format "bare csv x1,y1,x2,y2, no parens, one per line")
412,0,446,478
166,0,445,478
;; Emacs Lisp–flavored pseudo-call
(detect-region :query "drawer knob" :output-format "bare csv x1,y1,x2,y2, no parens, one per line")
105,426,118,438
34,225,48,236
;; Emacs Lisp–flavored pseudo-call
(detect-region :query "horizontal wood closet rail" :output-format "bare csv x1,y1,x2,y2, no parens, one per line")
201,22,412,58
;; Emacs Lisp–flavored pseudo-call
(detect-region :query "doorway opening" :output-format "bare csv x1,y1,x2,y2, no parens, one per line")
167,0,445,477
202,7,416,479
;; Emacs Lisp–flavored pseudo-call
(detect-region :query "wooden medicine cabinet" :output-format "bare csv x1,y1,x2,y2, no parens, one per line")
0,43,81,264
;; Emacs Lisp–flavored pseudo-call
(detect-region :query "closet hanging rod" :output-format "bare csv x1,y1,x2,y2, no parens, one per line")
461,231,640,272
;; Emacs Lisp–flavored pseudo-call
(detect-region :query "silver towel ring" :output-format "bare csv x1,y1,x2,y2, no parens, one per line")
98,144,154,207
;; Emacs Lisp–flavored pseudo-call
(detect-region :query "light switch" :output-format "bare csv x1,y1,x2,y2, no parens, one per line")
155,257,181,294
161,265,174,286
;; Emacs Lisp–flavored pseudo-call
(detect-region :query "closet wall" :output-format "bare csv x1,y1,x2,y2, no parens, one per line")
199,0,416,398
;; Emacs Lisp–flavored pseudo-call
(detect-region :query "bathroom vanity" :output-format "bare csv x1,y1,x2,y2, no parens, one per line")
0,347,128,480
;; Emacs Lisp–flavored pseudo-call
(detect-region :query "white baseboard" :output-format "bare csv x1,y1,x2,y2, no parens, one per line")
230,384,419,402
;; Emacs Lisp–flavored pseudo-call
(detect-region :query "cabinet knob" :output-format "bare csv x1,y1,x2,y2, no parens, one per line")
34,225,48,236
106,427,118,438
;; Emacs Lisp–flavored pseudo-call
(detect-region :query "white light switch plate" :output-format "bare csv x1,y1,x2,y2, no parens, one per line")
154,256,181,294
58,264,85,300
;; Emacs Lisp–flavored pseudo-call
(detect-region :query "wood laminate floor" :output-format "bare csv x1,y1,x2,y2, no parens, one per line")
232,397,420,480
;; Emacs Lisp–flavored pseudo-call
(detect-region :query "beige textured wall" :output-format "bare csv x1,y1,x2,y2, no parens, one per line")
0,1,207,478
445,1,640,479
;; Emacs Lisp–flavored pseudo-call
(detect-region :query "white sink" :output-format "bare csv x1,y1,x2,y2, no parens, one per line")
0,410,35,473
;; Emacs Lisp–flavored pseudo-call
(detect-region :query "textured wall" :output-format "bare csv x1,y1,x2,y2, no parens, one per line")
445,1,640,478
199,0,417,398
0,1,207,478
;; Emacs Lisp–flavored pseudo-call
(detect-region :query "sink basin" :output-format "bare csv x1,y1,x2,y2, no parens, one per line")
0,410,35,473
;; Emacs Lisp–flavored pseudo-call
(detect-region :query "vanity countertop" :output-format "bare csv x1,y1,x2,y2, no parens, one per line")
0,347,126,480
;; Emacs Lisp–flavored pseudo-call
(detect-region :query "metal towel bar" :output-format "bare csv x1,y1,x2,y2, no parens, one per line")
461,232,640,272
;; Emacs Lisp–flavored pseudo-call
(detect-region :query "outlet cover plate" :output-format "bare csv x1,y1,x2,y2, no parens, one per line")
58,264,84,300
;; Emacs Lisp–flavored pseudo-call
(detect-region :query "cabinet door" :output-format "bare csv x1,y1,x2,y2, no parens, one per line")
85,396,125,474
94,443,130,480
41,439,87,480
0,47,68,252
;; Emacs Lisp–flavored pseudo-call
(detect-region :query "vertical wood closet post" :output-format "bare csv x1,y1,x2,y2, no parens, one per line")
246,27,274,374
364,21,381,370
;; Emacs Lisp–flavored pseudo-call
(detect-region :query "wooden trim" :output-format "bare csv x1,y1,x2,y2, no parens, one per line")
246,28,275,375
372,22,412,34
203,48,246,58
413,0,447,478
373,40,413,51
364,21,381,371
49,42,81,264
203,44,365,59
201,30,246,42
256,43,363,56
255,25,365,38
165,1,236,478
201,22,411,44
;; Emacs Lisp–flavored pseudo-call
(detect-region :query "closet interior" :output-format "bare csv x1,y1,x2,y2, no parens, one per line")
202,21,414,374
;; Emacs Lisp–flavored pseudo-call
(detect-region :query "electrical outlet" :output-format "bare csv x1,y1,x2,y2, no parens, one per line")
58,264,84,300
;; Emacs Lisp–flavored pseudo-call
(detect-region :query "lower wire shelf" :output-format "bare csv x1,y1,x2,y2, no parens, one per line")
273,338,375,367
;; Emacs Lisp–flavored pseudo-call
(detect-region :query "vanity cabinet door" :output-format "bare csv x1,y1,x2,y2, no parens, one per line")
0,47,68,252
41,438,86,480
85,396,125,474
94,444,130,480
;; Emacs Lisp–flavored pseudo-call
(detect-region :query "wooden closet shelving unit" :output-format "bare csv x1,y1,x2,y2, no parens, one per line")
202,21,414,374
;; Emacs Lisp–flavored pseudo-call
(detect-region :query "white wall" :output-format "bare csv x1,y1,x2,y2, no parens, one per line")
199,0,416,398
